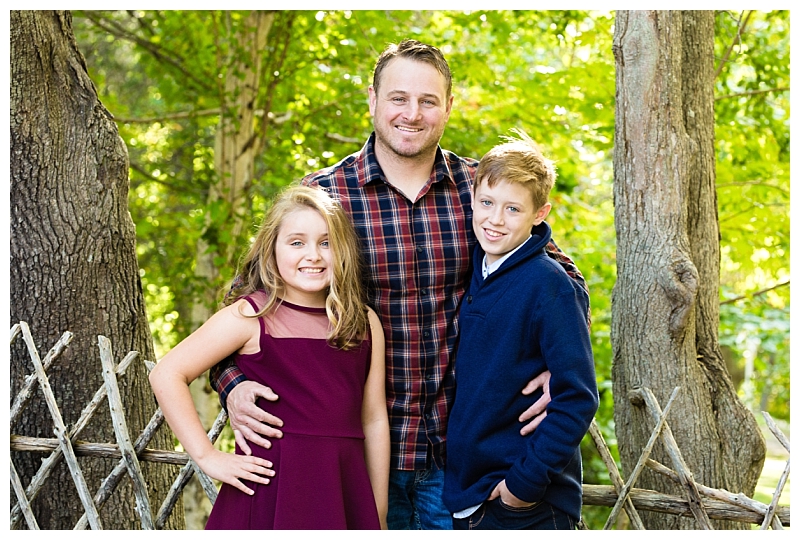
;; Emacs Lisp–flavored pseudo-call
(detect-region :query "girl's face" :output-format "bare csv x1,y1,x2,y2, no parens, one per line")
274,207,332,307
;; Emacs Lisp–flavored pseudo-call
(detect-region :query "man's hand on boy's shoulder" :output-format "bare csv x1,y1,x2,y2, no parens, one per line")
519,370,552,436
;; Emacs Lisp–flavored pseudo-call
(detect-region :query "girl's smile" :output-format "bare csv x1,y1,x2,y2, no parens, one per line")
275,207,332,307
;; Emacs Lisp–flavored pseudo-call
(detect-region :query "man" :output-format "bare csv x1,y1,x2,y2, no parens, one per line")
210,39,588,530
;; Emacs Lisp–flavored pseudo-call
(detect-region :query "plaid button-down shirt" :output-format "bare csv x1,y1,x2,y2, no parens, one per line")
210,133,588,471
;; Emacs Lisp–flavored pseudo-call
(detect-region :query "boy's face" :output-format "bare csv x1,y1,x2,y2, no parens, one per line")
472,178,551,265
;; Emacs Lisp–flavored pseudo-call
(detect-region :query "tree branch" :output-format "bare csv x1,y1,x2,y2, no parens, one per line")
128,162,206,196
714,10,753,80
253,13,296,157
80,11,214,94
112,108,221,124
325,132,363,145
720,280,790,305
719,201,787,223
716,86,789,101
716,180,790,197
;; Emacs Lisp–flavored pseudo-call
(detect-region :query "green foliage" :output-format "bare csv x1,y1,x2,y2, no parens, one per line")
72,10,788,529
714,10,790,420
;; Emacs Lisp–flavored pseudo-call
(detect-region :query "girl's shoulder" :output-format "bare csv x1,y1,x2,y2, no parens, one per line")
365,305,384,340
365,305,379,322
233,289,270,315
221,290,270,322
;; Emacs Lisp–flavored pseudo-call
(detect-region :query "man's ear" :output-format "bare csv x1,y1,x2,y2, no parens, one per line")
368,85,377,116
533,203,552,225
444,94,454,121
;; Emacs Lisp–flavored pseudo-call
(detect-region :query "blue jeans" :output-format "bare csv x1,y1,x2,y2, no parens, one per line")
452,499,576,530
387,468,453,530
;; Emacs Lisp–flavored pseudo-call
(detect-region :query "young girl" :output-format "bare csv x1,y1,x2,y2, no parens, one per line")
149,185,389,529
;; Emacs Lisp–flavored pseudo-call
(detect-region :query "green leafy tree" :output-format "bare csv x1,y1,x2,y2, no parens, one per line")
71,10,788,529
714,10,790,421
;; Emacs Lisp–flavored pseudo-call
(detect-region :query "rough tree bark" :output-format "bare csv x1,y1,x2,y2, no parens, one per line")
611,10,765,530
10,10,183,529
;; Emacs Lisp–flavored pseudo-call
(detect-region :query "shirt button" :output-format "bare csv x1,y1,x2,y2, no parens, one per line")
416,245,424,253
423,331,430,338
421,289,428,295
467,295,473,304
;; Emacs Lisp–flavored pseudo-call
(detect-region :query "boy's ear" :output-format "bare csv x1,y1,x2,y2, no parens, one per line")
533,203,552,225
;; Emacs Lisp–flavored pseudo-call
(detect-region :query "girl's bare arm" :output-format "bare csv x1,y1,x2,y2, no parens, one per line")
149,300,274,494
361,307,390,529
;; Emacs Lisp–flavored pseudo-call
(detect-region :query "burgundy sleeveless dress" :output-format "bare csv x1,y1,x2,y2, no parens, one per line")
205,292,380,530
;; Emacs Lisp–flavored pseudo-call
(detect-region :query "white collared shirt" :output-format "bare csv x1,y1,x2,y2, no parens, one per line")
481,235,533,279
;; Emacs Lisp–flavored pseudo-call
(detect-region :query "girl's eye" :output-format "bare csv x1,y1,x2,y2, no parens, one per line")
290,241,303,246
320,241,330,248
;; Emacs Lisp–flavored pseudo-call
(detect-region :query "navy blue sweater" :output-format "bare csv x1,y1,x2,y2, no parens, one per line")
442,222,598,520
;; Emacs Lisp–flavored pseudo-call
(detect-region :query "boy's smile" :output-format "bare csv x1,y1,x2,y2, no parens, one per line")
472,178,551,265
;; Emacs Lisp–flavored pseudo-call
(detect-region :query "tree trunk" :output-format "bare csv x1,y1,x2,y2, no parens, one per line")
611,10,765,530
185,11,279,529
680,8,765,511
10,10,183,529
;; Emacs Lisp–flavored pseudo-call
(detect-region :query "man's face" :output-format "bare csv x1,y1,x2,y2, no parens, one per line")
368,57,453,161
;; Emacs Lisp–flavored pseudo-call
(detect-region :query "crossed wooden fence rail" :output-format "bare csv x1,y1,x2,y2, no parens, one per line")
9,322,791,530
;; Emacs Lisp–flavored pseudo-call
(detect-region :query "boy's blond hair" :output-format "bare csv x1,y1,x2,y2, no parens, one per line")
474,128,556,210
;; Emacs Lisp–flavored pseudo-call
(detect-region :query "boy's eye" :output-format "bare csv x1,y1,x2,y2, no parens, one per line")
480,200,492,207
508,206,519,213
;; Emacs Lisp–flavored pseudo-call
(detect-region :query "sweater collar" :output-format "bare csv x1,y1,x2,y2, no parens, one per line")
474,221,553,280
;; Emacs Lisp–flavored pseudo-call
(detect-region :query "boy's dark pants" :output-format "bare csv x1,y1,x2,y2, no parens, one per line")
452,499,575,530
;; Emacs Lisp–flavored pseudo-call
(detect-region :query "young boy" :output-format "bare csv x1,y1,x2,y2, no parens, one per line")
442,129,598,530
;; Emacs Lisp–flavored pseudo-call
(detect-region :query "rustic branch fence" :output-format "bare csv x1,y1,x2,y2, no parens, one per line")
9,322,791,530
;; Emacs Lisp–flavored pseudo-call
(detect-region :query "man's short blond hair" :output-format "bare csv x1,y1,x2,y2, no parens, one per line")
474,129,556,210
373,39,452,99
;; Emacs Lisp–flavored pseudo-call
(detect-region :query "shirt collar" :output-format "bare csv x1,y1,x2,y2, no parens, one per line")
482,235,533,279
358,132,455,188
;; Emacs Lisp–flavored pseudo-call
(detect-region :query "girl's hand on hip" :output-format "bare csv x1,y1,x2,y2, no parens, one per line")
197,449,274,495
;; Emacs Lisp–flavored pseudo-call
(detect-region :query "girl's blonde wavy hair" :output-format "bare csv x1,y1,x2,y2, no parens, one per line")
226,185,368,350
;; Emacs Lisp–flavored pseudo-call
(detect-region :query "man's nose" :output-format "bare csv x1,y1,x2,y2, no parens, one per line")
403,101,421,121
